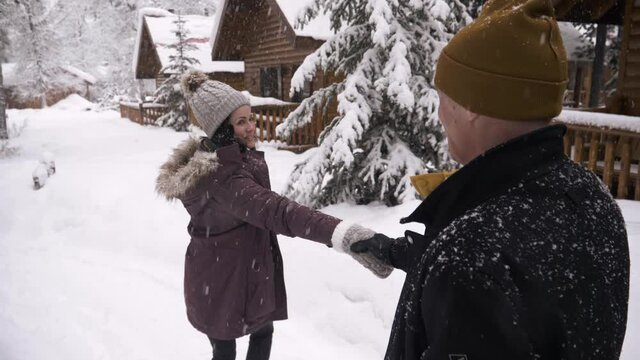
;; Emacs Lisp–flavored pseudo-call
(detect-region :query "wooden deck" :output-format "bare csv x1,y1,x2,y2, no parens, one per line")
119,102,168,126
560,122,640,200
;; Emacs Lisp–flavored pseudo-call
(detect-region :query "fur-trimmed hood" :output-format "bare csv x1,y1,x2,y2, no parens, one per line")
156,137,219,200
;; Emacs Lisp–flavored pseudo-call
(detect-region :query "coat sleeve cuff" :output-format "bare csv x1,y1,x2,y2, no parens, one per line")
330,221,353,252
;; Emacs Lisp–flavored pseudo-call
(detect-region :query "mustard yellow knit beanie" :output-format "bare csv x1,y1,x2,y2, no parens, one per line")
435,0,569,121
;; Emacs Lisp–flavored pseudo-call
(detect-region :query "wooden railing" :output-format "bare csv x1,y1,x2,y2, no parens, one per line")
252,104,334,152
559,122,640,200
120,101,334,152
119,102,168,125
252,104,298,143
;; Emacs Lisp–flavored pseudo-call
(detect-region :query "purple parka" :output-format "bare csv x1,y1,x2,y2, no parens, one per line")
156,138,341,340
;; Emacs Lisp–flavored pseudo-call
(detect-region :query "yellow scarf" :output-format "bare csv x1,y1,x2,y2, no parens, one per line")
410,171,456,199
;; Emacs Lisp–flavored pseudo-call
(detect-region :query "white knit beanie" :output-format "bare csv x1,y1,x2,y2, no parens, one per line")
180,70,250,137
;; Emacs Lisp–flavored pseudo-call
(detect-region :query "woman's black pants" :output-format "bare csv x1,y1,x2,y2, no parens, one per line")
208,323,274,360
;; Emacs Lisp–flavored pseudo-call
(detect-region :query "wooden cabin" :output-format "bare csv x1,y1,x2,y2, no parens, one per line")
210,0,337,102
604,0,640,116
2,63,96,109
554,0,631,113
133,9,245,98
552,0,640,200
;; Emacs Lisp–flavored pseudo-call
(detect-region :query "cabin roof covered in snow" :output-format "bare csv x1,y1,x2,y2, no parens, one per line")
210,0,334,56
61,65,97,84
275,0,334,40
133,8,244,77
2,63,96,87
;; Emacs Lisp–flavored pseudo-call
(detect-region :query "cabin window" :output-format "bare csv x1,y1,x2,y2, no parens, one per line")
260,66,282,99
292,79,312,103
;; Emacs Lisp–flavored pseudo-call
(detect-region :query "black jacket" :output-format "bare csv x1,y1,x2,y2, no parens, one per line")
385,125,630,360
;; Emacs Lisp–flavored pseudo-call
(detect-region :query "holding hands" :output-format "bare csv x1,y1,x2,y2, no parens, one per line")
349,233,395,265
331,222,409,278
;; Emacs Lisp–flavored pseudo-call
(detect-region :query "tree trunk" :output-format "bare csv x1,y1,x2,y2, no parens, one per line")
0,62,8,140
589,24,607,108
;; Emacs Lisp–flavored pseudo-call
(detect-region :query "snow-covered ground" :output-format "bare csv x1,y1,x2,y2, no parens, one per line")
0,101,638,360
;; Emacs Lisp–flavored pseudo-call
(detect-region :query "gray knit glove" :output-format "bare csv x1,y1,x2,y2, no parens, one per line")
330,222,393,278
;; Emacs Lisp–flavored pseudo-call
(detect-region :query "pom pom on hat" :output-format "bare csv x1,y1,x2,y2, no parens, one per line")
180,69,210,96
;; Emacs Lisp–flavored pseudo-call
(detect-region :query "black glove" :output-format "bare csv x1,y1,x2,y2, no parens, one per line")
350,233,395,265
211,124,236,148
201,124,246,153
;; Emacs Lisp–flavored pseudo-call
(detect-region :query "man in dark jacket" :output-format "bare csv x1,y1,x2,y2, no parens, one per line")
351,0,630,359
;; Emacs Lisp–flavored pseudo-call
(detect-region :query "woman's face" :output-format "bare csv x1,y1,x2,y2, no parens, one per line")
229,105,256,149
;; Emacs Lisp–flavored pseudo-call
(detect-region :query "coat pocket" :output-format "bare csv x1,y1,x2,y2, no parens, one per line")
244,249,277,326
184,243,247,332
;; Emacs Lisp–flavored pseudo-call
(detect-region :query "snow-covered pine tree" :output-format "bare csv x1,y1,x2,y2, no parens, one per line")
4,0,64,108
153,13,199,131
276,0,471,208
460,0,483,17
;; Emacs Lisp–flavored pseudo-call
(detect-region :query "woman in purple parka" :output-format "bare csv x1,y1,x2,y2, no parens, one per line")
156,70,393,360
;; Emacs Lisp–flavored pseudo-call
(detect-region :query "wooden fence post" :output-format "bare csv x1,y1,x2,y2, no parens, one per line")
574,131,584,164
259,111,264,141
587,132,600,172
602,135,615,189
617,137,631,199
265,110,271,142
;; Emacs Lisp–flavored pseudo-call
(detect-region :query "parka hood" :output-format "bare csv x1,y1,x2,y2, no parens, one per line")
156,137,219,200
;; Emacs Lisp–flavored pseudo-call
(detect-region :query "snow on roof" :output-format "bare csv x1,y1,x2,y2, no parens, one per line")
558,109,640,133
558,22,593,62
134,8,244,75
275,0,335,40
210,0,334,51
241,91,296,106
138,7,174,18
62,65,97,84
208,1,226,50
2,63,96,87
